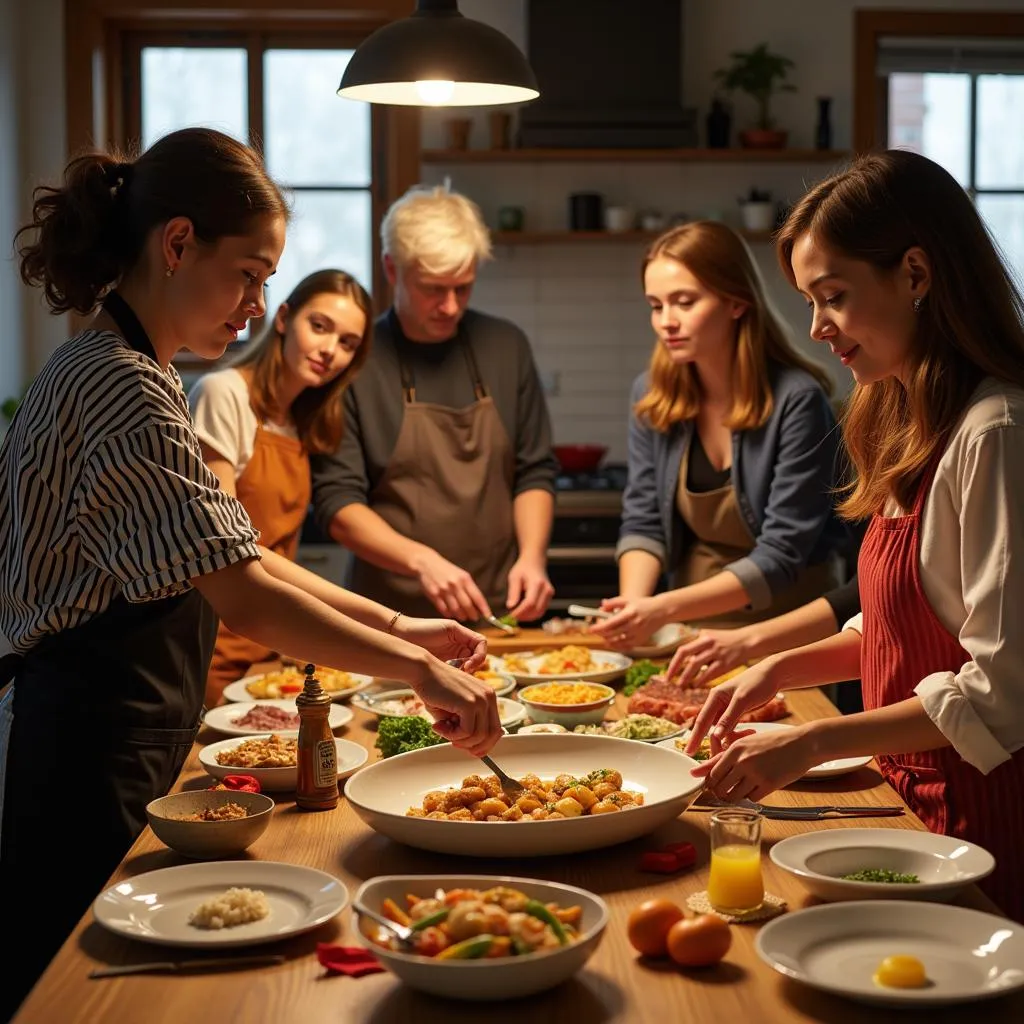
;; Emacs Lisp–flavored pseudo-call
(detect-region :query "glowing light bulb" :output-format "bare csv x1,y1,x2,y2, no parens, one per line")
415,80,456,104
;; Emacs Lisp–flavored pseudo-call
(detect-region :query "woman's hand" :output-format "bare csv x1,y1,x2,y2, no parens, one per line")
664,627,753,686
391,616,488,674
590,596,669,649
683,658,783,756
690,723,819,803
414,659,503,757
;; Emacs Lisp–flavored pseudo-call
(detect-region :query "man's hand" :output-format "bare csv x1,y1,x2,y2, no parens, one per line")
505,555,554,622
411,548,492,622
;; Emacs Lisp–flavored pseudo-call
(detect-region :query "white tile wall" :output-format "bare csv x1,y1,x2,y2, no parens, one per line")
421,161,849,462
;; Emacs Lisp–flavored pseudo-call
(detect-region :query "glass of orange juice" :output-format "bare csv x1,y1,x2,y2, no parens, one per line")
707,808,764,914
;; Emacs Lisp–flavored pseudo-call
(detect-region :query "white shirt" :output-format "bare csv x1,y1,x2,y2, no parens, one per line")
188,368,297,479
845,378,1024,774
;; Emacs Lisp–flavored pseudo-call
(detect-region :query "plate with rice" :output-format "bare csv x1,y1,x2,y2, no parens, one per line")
92,860,348,948
222,666,374,703
494,646,632,685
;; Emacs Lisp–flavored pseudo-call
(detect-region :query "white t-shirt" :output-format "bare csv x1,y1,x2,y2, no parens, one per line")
845,378,1024,774
188,368,298,478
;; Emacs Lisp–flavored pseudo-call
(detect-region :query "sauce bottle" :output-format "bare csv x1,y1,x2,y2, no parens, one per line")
295,663,339,810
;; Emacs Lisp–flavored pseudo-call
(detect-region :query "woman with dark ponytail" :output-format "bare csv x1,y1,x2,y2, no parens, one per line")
0,128,499,1016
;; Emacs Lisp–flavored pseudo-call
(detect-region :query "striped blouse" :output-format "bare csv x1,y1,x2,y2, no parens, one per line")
0,330,261,655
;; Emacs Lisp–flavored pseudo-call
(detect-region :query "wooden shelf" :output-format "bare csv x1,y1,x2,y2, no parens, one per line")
422,147,848,164
491,229,775,245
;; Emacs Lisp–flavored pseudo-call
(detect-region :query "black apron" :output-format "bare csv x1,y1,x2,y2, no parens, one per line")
0,292,217,1020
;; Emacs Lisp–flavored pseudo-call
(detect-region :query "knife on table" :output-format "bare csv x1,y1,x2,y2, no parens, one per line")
689,801,904,819
90,953,286,978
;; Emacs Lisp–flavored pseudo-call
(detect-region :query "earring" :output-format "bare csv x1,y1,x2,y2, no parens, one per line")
165,265,174,278
913,296,923,313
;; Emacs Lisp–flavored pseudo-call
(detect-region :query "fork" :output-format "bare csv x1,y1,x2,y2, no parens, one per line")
479,754,525,796
352,900,417,951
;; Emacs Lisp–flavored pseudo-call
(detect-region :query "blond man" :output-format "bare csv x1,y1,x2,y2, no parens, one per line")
311,186,557,623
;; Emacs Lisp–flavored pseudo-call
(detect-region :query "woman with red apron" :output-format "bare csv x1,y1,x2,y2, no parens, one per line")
190,269,372,706
683,150,1024,922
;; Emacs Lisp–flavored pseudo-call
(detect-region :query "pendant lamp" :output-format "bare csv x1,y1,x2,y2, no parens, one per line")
337,0,539,107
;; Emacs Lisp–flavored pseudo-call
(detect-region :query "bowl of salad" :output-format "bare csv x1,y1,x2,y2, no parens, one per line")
354,874,608,1000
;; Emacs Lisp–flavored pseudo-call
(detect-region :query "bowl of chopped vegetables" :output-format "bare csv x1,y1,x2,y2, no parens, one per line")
770,829,995,904
353,874,609,1000
572,714,684,742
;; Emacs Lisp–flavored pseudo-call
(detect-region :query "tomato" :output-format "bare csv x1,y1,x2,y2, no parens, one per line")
626,899,685,958
665,914,732,968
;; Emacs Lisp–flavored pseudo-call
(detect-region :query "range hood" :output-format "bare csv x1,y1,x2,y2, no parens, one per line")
518,0,696,148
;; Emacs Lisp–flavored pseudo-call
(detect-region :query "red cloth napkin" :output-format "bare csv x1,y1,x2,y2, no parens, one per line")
316,943,385,978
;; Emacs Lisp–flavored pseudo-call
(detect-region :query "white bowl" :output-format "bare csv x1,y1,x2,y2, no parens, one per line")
755,900,1024,1007
345,733,704,857
627,622,697,659
145,790,274,859
769,828,995,904
352,689,526,730
202,699,352,737
517,682,615,728
353,874,608,1000
198,734,368,792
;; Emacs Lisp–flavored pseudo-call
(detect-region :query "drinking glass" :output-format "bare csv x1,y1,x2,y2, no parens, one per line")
707,808,764,914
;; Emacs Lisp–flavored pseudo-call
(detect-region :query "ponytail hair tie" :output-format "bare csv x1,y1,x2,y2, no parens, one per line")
106,161,134,196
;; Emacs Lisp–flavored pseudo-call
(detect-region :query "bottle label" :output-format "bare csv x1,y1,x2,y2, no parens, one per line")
314,738,338,789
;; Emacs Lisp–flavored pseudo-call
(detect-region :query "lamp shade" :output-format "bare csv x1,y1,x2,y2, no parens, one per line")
338,0,539,107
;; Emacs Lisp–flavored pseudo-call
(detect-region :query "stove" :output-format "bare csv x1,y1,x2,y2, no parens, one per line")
547,463,625,611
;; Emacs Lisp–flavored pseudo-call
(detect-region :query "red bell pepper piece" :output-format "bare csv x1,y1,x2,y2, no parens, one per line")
639,851,681,874
210,773,262,793
660,841,697,868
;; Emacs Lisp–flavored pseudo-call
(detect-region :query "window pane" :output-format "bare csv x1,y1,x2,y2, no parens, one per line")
977,194,1024,289
264,49,370,186
976,75,1024,189
888,72,970,187
269,190,372,313
141,48,247,149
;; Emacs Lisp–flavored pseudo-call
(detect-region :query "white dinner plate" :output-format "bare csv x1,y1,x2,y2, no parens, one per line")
769,828,995,904
658,722,873,780
222,671,374,704
755,901,1024,1007
93,860,348,949
571,718,688,744
345,732,704,857
627,622,698,659
202,699,352,737
493,649,632,685
198,734,368,791
350,689,527,730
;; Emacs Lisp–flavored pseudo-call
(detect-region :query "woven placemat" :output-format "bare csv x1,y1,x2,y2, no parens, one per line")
686,890,787,923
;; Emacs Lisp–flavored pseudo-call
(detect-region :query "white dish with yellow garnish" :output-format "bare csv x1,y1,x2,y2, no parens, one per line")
222,666,374,703
516,681,616,729
345,732,704,857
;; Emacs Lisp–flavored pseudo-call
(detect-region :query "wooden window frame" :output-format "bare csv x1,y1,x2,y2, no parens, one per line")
64,2,421,322
854,10,1024,151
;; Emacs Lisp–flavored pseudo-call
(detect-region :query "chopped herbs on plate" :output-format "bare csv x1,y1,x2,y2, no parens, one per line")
374,716,448,758
839,868,920,884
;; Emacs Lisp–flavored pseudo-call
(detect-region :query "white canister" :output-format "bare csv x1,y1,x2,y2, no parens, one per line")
604,206,635,232
739,201,776,233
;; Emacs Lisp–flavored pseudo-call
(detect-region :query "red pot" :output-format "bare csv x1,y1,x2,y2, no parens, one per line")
739,129,788,150
552,444,608,473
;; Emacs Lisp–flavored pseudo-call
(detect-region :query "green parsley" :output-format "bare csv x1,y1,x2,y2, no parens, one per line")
374,716,448,758
622,660,666,696
840,868,920,884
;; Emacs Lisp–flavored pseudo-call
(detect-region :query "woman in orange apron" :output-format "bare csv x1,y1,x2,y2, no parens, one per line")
190,269,372,705
686,151,1024,921
593,221,848,650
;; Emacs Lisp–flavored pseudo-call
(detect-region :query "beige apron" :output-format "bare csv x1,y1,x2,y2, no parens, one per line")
674,442,836,629
351,339,517,619
205,425,311,705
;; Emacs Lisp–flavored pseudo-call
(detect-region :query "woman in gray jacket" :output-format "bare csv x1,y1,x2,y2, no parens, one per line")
593,222,849,651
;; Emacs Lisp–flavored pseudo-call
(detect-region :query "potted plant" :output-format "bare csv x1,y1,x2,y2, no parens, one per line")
714,43,796,149
738,188,775,233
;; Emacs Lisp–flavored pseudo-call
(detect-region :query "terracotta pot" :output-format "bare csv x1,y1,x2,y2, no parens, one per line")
739,129,788,150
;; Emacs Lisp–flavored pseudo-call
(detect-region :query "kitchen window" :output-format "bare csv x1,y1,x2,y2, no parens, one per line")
120,31,385,363
876,37,1024,284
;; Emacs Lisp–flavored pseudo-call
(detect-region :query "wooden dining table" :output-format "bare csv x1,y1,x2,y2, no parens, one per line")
13,671,1024,1024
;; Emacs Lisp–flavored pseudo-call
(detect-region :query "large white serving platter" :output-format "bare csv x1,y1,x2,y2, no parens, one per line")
93,860,347,949
222,671,374,704
755,900,1024,1007
345,732,703,857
